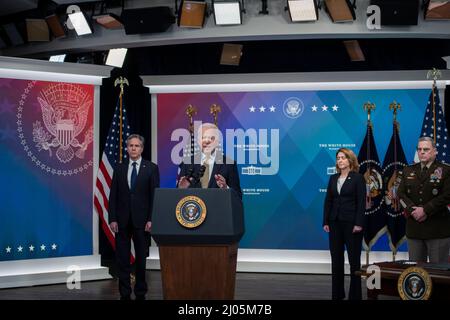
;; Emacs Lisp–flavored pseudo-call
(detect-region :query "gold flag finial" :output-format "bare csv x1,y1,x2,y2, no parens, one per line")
427,68,441,82
186,104,197,133
389,100,401,125
210,104,221,127
114,76,129,97
363,101,376,127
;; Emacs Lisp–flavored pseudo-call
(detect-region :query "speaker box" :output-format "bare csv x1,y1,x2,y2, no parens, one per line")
121,6,175,34
370,0,419,25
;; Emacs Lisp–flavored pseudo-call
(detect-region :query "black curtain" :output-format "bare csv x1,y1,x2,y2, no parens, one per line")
98,68,152,260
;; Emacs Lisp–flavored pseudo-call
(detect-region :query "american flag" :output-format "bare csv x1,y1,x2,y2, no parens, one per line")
93,98,134,259
415,86,450,163
415,86,450,212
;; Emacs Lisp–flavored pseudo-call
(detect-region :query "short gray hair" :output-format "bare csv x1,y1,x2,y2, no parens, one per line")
418,136,436,148
126,134,145,148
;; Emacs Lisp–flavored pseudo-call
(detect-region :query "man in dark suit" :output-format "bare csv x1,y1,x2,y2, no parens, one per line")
177,123,242,199
397,136,450,263
108,134,160,300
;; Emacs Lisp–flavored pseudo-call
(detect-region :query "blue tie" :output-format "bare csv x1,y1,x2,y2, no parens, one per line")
131,162,137,190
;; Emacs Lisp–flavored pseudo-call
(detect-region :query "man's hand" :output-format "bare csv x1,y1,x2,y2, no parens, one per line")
411,206,427,222
178,176,192,189
109,222,118,233
352,225,363,233
145,221,152,233
214,174,228,189
323,225,330,233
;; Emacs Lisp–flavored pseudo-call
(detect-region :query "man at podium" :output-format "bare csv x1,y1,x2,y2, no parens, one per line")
177,122,242,199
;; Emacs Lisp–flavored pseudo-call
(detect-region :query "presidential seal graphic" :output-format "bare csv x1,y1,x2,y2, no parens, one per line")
175,196,207,228
282,97,304,119
398,267,432,300
16,81,94,176
364,168,383,197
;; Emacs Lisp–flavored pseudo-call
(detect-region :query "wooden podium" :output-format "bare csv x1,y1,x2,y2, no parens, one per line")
152,188,244,300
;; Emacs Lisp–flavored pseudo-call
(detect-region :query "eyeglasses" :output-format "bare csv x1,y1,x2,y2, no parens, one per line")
417,147,431,152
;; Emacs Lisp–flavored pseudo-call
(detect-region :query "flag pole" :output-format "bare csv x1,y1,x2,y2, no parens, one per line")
114,77,129,163
389,101,401,262
363,102,376,210
363,101,376,266
186,104,197,156
426,68,441,145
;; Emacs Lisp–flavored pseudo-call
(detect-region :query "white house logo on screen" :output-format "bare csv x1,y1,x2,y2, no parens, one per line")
16,81,93,176
282,97,304,119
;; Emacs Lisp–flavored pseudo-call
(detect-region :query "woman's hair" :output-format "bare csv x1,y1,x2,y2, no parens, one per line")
335,148,359,173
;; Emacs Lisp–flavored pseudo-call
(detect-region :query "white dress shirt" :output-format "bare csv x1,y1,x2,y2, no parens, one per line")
127,157,142,189
201,151,216,182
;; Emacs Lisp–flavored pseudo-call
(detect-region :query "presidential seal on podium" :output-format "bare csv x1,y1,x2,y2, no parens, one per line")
175,196,207,228
398,266,432,300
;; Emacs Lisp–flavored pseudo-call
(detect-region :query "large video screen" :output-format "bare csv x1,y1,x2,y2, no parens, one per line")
156,89,429,251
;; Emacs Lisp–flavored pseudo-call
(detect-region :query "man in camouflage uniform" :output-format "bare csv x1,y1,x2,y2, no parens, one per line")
398,136,450,263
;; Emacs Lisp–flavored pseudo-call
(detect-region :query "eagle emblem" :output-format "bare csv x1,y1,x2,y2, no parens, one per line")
32,83,93,163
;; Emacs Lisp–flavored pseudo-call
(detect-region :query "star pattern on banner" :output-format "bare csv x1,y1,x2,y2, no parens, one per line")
1,243,58,256
311,104,339,112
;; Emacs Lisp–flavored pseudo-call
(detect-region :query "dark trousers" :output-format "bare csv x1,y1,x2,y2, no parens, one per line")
329,220,363,300
115,223,149,298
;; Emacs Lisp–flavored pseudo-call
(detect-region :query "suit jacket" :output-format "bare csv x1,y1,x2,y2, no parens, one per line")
397,161,450,239
178,153,242,200
108,159,160,228
323,171,366,227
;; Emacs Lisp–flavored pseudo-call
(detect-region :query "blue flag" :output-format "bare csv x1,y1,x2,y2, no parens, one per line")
382,121,408,255
358,123,386,250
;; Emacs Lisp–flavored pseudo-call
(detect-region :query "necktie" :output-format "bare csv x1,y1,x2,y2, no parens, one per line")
421,165,428,178
131,162,137,190
200,156,210,188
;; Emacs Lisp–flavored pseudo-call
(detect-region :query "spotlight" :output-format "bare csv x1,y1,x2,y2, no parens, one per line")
213,1,243,25
425,0,450,20
68,11,92,36
343,40,365,62
93,13,123,29
26,19,50,42
2,23,25,46
105,48,128,68
220,43,243,66
45,14,66,38
324,0,356,23
287,0,318,22
178,0,207,28
49,54,66,63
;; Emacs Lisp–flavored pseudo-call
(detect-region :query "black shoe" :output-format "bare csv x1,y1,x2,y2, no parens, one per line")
120,295,131,300
135,295,146,301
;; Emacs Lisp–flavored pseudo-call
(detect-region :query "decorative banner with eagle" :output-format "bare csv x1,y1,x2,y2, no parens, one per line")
358,123,386,251
0,78,94,262
382,121,408,256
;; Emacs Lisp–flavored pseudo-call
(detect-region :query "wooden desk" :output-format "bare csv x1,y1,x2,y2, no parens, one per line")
359,261,450,300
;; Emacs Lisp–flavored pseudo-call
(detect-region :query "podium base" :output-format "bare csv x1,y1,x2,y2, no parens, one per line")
159,243,238,299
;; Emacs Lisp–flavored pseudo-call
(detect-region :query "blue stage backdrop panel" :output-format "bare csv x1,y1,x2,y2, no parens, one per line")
156,89,430,251
0,78,94,261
